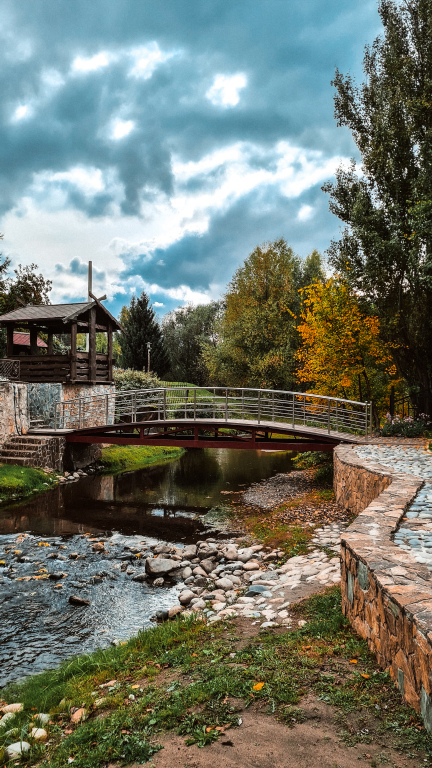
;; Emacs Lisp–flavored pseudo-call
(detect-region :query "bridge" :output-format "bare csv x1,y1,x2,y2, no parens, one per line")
47,386,372,451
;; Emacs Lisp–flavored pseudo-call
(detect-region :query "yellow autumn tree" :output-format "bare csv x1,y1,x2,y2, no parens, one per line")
296,278,398,419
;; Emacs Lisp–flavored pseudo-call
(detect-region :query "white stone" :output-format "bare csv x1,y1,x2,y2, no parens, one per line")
31,727,47,742
6,742,31,758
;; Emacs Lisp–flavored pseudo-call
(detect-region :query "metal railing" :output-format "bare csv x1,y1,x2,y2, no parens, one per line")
52,386,373,436
0,359,20,381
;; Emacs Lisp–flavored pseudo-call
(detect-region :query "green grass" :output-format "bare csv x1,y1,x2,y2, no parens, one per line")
0,464,57,502
99,444,185,474
1,588,431,766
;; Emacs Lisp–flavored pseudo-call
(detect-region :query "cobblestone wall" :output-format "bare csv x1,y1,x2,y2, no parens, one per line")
334,444,432,731
28,382,115,428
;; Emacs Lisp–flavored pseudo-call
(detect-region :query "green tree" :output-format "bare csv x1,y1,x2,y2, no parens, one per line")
203,239,324,389
162,301,221,385
118,291,169,375
323,0,432,413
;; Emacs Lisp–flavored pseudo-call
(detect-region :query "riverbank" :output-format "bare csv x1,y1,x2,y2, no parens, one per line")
0,465,57,503
99,445,185,474
1,465,432,766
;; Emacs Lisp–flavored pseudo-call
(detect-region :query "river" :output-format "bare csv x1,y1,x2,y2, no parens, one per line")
0,448,293,687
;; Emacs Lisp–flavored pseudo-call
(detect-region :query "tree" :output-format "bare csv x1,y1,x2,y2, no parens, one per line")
162,302,221,385
296,278,399,422
203,239,324,389
117,291,169,375
323,0,432,413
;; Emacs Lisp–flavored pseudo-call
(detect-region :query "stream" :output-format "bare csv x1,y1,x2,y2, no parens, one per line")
0,448,293,687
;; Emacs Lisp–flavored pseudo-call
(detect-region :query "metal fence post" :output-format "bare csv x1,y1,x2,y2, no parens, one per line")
327,399,330,433
163,389,167,419
272,392,275,421
335,401,338,432
193,389,196,420
258,390,261,424
225,390,228,421
292,393,295,428
78,398,82,429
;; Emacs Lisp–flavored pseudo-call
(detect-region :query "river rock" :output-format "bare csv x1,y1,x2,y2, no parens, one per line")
168,605,183,618
69,595,91,606
153,577,164,587
2,703,23,714
200,558,216,573
132,573,147,583
179,589,195,605
215,577,234,590
155,609,169,621
243,560,260,571
71,708,87,723
182,566,192,579
34,714,50,725
192,565,207,577
145,558,178,576
245,584,271,596
0,713,16,727
223,547,238,561
194,576,207,586
31,727,47,741
191,599,206,611
237,548,254,563
6,742,31,758
49,572,66,580
182,545,197,559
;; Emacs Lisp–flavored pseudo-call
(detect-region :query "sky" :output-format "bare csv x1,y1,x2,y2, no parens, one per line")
0,0,382,317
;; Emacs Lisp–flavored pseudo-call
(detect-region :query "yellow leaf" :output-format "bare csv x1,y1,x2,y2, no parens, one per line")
253,682,265,691
349,659,358,664
361,674,370,679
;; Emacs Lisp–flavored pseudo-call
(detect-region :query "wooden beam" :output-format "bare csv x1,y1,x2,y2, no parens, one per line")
6,325,14,357
107,324,113,381
89,306,96,382
30,326,38,356
47,330,54,355
70,321,77,381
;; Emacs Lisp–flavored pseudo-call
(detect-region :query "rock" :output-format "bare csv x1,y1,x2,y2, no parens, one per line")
182,545,197,559
34,714,50,725
49,572,66,580
260,621,278,629
31,727,47,741
237,548,254,563
69,595,91,606
132,573,147,583
182,566,192,579
2,703,23,714
212,601,226,611
71,708,87,723
200,558,216,573
0,712,16,727
215,577,234,590
6,742,31,758
194,576,207,586
243,561,260,571
153,577,164,587
245,584,270,596
184,576,194,584
155,609,169,621
168,605,183,618
192,566,207,577
145,558,178,576
223,547,238,561
94,697,107,707
191,599,206,611
92,543,105,552
179,589,195,605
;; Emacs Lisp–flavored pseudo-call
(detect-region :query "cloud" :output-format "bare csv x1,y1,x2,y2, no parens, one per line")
206,73,247,107
297,204,314,222
72,51,112,73
111,119,135,140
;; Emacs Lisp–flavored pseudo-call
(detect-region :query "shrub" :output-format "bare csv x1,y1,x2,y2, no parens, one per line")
380,413,432,437
113,368,161,391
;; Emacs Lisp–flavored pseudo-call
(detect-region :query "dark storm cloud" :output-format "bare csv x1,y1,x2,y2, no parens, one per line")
0,0,381,308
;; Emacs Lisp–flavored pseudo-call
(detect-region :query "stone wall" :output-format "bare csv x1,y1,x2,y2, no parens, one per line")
28,382,115,428
334,444,432,731
0,382,29,442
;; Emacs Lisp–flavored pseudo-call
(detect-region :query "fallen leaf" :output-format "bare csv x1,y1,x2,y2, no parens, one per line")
349,659,358,664
253,682,265,691
361,674,370,679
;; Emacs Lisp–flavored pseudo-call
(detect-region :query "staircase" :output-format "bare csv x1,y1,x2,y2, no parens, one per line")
0,435,65,471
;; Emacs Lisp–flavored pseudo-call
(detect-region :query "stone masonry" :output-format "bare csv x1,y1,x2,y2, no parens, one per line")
334,441,432,731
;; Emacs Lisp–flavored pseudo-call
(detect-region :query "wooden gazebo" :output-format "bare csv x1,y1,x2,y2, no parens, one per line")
0,299,122,383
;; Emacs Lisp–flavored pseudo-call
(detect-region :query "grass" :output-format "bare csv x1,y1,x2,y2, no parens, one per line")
99,444,185,474
1,588,431,766
0,464,57,502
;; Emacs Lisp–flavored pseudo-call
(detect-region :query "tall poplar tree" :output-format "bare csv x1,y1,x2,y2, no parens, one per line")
324,0,432,413
118,291,168,375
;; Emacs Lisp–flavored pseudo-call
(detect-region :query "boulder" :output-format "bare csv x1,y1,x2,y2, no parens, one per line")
168,605,183,618
200,558,216,574
191,599,206,611
192,566,207,577
182,566,192,579
145,558,179,576
153,577,164,587
222,547,238,561
237,548,254,563
182,545,197,559
179,589,195,605
215,577,234,591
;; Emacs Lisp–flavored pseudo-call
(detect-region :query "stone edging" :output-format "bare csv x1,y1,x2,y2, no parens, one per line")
334,443,432,731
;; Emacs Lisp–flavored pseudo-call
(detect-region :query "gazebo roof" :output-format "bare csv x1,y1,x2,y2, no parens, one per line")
0,301,122,330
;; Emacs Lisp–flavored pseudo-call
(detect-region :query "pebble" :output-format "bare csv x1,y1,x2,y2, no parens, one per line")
31,727,47,741
6,742,31,758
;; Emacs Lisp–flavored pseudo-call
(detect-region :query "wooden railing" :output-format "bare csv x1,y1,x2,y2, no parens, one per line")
1,353,110,383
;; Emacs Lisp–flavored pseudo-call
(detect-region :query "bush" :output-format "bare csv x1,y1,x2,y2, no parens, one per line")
113,368,161,391
380,413,432,437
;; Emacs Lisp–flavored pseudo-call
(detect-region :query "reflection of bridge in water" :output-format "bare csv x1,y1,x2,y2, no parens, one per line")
45,386,372,452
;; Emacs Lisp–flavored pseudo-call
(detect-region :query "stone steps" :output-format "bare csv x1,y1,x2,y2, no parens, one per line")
0,435,64,470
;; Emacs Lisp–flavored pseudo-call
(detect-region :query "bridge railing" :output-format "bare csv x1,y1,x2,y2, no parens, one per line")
53,386,372,436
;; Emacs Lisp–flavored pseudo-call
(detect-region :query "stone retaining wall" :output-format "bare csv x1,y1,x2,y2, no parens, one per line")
334,443,432,731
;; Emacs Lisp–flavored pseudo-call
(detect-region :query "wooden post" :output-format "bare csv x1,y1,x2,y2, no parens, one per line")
70,321,77,382
89,307,96,382
6,325,14,357
30,326,38,356
47,330,54,355
107,324,113,381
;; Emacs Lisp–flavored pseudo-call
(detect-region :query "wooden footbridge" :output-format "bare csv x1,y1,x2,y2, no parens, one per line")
47,386,372,451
